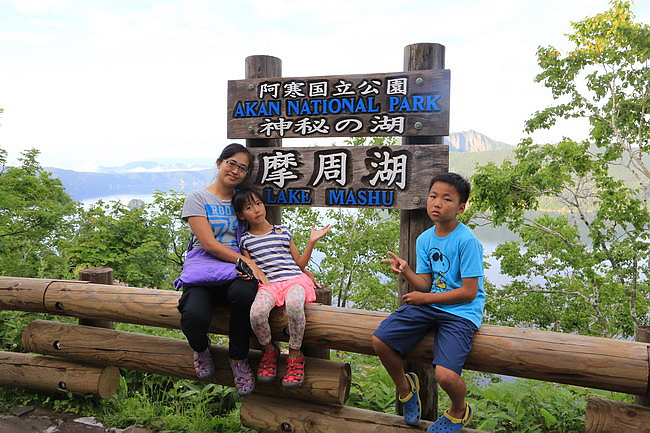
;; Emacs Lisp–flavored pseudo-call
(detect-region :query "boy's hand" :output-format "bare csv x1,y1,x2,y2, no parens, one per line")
402,291,429,305
309,224,333,244
381,251,410,274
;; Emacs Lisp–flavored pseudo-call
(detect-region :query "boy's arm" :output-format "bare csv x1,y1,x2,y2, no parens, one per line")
402,277,479,305
382,251,432,290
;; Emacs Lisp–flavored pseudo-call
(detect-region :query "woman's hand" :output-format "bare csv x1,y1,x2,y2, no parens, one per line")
309,224,333,244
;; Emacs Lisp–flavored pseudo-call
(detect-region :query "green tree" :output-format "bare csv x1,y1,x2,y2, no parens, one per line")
284,206,400,311
469,1,650,337
0,147,76,278
61,191,188,289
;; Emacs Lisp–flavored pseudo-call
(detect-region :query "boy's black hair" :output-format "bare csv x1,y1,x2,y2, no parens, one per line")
232,187,262,215
429,172,471,203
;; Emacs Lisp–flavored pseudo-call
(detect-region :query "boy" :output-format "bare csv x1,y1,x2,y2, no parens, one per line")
372,172,484,433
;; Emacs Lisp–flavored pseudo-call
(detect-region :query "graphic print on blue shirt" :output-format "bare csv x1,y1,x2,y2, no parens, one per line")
429,247,450,292
205,204,238,248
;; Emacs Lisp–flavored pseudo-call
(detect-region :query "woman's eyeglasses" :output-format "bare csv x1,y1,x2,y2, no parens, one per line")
223,159,249,173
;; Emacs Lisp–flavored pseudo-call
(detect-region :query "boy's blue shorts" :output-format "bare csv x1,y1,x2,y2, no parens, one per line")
373,304,478,375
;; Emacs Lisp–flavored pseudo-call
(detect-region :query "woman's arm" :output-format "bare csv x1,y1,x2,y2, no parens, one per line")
187,216,270,284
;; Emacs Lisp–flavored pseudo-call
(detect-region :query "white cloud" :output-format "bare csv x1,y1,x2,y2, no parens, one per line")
0,0,648,168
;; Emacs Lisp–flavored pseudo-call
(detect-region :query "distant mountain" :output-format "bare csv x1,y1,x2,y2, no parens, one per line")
445,130,512,152
48,131,513,202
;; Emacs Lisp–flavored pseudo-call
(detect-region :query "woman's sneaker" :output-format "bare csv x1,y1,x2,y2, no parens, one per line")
193,348,215,379
230,359,255,396
400,372,421,425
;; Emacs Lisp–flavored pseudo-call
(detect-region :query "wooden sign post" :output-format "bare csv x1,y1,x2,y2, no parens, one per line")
228,42,450,420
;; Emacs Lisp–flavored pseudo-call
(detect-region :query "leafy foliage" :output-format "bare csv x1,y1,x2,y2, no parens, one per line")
469,0,650,337
0,148,76,278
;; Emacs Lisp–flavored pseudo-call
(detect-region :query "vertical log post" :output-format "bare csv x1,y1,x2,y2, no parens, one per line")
635,325,650,407
245,55,282,225
399,42,447,420
77,267,114,329
302,286,332,360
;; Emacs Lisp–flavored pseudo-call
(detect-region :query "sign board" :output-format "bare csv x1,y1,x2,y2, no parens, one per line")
227,70,450,139
249,144,448,210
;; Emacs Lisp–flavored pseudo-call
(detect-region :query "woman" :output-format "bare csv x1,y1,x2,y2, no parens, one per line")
177,143,268,396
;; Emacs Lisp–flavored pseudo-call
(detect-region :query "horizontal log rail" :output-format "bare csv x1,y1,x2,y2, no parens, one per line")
585,397,650,433
241,394,488,433
22,320,351,405
1,276,649,396
0,351,119,398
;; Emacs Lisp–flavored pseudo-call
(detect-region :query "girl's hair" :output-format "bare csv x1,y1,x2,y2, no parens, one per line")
217,143,254,185
232,187,262,215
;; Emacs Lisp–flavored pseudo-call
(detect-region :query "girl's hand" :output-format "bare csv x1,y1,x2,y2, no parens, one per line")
304,269,322,288
243,257,270,286
309,224,333,244
381,251,409,274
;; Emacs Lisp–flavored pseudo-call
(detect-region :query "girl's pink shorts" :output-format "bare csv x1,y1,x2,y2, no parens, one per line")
258,273,317,307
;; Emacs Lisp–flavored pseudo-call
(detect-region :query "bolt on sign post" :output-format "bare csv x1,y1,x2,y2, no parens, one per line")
227,43,449,420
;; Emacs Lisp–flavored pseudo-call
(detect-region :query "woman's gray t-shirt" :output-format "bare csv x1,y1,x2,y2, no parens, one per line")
181,189,239,250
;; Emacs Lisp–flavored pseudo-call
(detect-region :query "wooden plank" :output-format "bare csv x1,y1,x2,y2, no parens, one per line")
248,144,448,209
0,351,119,398
585,397,650,433
227,69,450,139
635,326,650,407
22,320,351,405
240,393,487,433
1,277,648,396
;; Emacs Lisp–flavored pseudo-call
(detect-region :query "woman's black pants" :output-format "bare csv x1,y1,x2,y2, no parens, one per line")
178,278,258,360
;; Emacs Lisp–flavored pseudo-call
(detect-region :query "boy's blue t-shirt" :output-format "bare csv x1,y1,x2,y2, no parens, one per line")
416,222,485,328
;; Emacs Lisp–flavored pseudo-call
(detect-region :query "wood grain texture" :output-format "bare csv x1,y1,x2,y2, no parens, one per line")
241,393,486,433
23,320,350,405
0,351,119,398
585,397,650,433
1,277,648,395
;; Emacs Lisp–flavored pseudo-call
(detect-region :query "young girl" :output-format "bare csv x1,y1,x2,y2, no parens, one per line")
233,187,331,388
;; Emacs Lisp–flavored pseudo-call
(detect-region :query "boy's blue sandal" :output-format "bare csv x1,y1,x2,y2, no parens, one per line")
400,372,421,425
427,403,473,433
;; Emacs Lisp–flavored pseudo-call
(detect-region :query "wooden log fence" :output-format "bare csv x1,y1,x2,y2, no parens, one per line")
241,393,487,433
1,277,648,396
0,351,119,399
585,397,650,433
22,320,350,405
2,275,650,432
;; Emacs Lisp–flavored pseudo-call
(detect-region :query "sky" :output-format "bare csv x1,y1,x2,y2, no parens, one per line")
1,0,648,171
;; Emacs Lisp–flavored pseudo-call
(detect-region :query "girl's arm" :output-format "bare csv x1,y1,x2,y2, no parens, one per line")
241,249,270,286
295,224,332,269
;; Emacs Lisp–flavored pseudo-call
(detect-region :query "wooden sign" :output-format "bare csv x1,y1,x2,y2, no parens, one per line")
249,144,448,209
227,70,450,139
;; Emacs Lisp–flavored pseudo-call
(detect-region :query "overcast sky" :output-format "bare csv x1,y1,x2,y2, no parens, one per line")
1,0,648,171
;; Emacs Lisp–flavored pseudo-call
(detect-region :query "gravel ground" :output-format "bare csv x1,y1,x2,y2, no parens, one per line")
0,405,156,433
